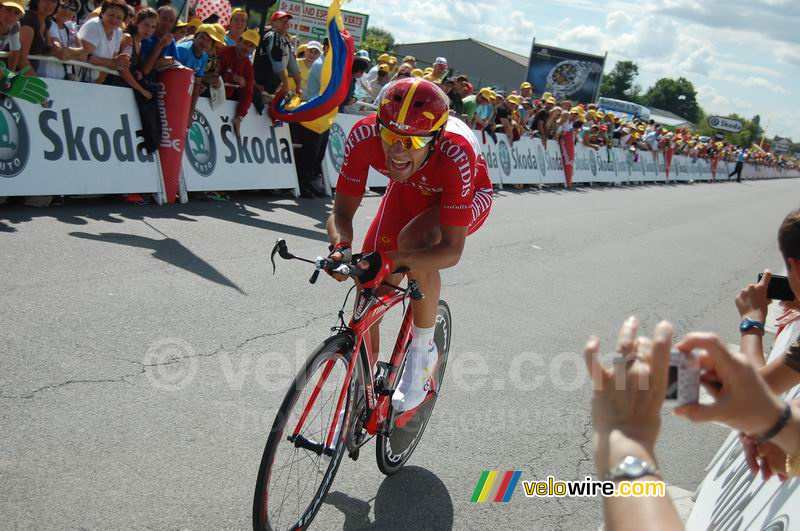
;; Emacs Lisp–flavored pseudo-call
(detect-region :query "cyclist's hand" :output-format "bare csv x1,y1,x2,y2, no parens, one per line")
327,242,352,282
357,251,394,289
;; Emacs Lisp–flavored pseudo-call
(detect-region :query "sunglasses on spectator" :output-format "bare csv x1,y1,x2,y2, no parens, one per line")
378,122,436,150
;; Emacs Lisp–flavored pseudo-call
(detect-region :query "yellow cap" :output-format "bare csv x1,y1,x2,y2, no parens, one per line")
411,68,423,77
296,43,308,54
230,7,247,18
542,91,552,100
377,53,390,62
520,81,532,89
0,0,24,14
478,87,493,99
424,67,433,74
187,17,202,29
241,29,260,47
545,96,556,104
388,56,397,65
507,95,521,105
196,24,224,45
379,64,390,73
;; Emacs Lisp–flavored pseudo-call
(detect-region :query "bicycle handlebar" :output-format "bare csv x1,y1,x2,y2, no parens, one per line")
270,239,423,300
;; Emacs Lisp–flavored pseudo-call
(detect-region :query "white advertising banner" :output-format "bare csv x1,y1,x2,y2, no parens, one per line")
0,79,162,197
278,0,369,47
181,98,299,193
323,112,388,189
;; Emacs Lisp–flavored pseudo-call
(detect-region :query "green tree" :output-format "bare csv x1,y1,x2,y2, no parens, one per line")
642,77,702,123
364,27,395,52
599,61,643,103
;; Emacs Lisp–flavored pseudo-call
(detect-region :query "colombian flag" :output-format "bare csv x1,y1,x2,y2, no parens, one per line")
269,0,355,133
470,471,522,502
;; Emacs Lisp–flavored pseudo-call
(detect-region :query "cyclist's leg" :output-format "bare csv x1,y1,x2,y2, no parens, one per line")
360,182,420,355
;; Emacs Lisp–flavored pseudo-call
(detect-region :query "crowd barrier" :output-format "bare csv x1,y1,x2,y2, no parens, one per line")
0,74,797,202
687,318,800,529
322,113,800,189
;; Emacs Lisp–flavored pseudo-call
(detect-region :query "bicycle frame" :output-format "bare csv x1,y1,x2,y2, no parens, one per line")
290,283,439,455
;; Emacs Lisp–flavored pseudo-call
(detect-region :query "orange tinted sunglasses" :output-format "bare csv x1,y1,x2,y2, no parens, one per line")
378,124,437,150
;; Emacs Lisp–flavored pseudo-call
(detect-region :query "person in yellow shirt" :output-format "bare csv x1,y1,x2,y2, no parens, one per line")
423,56,448,84
287,40,321,93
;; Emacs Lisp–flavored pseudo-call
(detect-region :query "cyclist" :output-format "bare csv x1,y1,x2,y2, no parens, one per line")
326,78,493,412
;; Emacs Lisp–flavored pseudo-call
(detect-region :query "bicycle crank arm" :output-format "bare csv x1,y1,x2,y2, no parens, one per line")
287,433,335,457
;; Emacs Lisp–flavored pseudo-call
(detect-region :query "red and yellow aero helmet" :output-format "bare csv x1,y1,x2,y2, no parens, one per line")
378,78,450,137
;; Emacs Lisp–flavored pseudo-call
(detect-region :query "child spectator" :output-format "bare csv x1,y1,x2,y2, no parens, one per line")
139,5,177,76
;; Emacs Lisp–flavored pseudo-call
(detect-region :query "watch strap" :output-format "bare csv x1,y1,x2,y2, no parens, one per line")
740,318,765,334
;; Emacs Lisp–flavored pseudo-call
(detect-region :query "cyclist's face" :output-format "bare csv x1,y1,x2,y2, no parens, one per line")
382,138,430,182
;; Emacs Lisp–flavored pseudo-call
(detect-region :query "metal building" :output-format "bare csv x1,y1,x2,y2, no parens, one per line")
392,38,529,93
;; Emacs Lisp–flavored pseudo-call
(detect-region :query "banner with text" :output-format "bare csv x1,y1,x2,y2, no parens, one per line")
278,0,369,47
0,79,162,197
181,98,299,193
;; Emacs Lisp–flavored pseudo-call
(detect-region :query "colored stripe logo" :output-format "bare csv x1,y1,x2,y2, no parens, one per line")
470,471,521,502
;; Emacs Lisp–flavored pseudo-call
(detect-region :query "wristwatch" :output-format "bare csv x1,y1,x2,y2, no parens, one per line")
606,456,661,481
740,318,765,335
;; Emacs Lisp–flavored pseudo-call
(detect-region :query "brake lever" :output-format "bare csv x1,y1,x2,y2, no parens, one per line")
270,238,315,274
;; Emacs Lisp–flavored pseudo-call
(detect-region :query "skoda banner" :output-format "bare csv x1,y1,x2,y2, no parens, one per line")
181,98,299,193
0,78,162,197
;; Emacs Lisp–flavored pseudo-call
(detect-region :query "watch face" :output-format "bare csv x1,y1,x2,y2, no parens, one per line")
552,62,578,85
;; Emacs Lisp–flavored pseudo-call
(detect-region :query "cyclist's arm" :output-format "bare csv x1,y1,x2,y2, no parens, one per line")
328,193,362,246
388,224,467,272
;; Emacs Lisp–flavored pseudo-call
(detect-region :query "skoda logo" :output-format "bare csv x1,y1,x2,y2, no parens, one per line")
327,122,346,172
537,144,547,178
0,95,29,178
498,139,511,176
589,151,597,176
185,109,216,177
709,117,719,128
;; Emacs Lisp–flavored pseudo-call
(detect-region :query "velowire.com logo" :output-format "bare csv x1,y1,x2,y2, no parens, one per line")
185,109,216,177
470,471,521,503
0,95,29,178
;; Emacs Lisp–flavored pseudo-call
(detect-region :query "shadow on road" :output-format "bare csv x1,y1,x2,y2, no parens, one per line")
0,192,334,241
69,231,246,294
324,465,454,530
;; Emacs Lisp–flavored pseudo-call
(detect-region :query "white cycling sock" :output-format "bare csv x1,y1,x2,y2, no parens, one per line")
409,325,435,352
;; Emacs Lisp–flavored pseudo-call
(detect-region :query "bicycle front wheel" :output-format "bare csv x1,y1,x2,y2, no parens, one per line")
376,300,452,475
252,333,355,531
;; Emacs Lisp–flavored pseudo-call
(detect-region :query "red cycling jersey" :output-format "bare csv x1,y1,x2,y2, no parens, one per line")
336,114,493,229
336,114,493,253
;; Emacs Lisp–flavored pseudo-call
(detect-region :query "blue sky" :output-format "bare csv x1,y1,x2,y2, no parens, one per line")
346,0,800,140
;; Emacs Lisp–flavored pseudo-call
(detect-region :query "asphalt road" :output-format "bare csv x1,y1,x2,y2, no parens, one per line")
2,178,797,530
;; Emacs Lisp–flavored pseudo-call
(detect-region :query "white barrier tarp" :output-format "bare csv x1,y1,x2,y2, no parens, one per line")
0,79,162,197
181,98,299,193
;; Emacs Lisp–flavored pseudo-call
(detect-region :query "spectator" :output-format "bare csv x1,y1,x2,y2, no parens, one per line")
303,37,327,100
364,51,389,85
60,0,130,83
391,61,412,80
37,0,78,79
171,19,187,43
461,86,491,129
530,96,554,147
100,6,154,99
495,93,520,145
423,56,447,84
197,24,226,97
340,55,369,111
0,0,24,72
448,74,468,115
218,28,258,136
288,39,320,93
369,63,390,96
139,5,177,76
401,54,415,68
387,55,396,75
583,123,602,150
176,23,220,110
253,10,302,98
19,0,59,74
520,81,532,99
225,7,246,45
583,317,683,531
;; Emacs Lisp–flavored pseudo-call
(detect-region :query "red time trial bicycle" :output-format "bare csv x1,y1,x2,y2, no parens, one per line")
252,239,452,530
